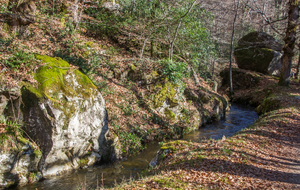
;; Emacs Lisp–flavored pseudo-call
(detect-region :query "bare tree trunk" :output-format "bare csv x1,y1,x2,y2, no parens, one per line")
140,38,147,59
296,45,300,80
229,0,240,94
296,51,300,80
211,58,215,81
278,0,299,86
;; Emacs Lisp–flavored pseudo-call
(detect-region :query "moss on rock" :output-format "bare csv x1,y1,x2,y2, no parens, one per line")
22,55,98,130
33,55,97,101
234,47,274,74
164,108,176,120
255,96,280,115
152,81,179,108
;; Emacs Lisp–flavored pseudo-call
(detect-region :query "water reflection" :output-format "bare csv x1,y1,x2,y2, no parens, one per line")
16,103,258,190
183,103,258,141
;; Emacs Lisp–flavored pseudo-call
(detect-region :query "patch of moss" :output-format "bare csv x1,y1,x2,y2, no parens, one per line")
160,141,182,152
34,149,42,157
164,108,176,120
78,157,89,168
84,41,94,48
153,177,188,189
60,17,66,27
152,81,179,108
17,136,30,145
130,64,136,71
33,55,97,99
160,146,176,152
82,51,90,58
255,96,280,115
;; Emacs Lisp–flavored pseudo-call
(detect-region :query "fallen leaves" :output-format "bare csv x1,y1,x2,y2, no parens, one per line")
119,88,300,190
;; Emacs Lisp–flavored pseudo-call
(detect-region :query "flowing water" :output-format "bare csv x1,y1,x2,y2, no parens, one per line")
16,103,258,190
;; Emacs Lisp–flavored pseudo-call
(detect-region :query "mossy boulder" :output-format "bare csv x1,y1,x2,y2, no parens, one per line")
234,47,282,75
238,31,282,51
234,32,283,76
255,96,281,115
20,55,119,177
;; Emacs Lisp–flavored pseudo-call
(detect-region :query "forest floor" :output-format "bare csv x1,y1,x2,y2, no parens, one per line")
115,77,300,189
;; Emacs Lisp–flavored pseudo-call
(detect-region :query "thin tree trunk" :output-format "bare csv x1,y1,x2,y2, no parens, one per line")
212,59,215,80
140,38,147,59
229,0,240,94
278,0,299,86
296,46,300,80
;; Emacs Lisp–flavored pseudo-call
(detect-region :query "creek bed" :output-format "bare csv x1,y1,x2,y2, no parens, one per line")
16,103,258,190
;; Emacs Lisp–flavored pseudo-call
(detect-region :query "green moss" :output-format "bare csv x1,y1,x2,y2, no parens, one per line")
17,136,30,145
153,177,188,189
255,96,280,115
33,55,97,100
152,81,179,108
160,146,176,152
160,141,180,152
60,17,66,27
130,64,136,71
164,108,176,120
22,55,98,130
84,41,94,48
82,51,90,57
78,157,89,167
34,149,42,157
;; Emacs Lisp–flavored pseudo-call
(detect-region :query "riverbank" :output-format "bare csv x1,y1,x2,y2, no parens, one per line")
115,77,300,189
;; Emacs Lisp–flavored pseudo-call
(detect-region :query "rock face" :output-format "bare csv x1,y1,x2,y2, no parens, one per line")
234,32,283,76
20,55,120,177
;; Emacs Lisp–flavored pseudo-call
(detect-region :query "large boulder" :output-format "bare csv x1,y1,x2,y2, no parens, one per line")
237,31,282,51
234,32,283,76
19,55,120,177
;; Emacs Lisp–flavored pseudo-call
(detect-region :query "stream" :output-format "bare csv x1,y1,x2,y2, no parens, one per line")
16,103,258,190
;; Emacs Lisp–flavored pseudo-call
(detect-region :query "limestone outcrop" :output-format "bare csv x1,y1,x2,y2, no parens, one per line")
234,32,283,76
